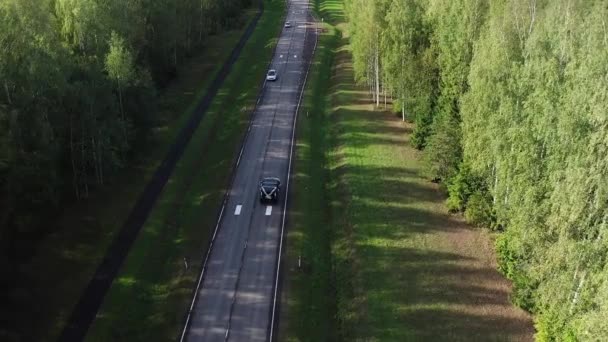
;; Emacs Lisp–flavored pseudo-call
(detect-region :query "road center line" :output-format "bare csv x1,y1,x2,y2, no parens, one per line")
234,205,242,216
265,206,272,216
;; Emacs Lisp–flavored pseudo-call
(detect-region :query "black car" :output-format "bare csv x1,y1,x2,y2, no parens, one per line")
259,177,281,203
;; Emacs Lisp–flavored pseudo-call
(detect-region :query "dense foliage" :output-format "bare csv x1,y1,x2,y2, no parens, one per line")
0,0,251,267
345,0,608,339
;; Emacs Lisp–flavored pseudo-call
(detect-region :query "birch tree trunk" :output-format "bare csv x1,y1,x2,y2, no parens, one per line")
375,41,380,108
118,87,128,149
198,0,207,43
4,82,11,104
70,113,80,199
570,271,586,314
80,115,89,198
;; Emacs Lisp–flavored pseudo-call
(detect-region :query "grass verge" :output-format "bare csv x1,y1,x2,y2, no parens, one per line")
84,0,285,340
2,8,261,342
282,0,535,341
279,8,339,342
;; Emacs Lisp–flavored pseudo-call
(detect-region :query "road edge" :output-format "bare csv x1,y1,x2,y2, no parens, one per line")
268,6,319,342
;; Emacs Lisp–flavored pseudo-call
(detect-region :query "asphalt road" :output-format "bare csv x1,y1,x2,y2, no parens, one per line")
183,0,310,340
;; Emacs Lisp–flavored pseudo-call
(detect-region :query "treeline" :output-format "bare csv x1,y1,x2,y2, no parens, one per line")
0,0,252,261
345,0,608,340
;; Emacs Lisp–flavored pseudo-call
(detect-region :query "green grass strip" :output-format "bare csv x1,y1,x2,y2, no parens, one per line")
280,1,341,341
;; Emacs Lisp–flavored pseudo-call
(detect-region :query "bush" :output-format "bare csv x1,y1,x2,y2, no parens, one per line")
534,307,570,342
411,110,433,149
446,163,484,212
495,232,536,312
423,113,462,183
464,191,496,227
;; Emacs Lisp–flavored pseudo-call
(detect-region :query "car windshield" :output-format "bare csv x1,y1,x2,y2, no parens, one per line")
268,70,276,76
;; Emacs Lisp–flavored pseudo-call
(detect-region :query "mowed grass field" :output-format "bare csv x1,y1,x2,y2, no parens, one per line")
282,0,535,341
84,0,286,340
1,8,262,342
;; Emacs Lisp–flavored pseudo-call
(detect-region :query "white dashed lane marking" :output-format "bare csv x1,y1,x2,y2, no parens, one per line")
265,206,272,216
234,205,242,216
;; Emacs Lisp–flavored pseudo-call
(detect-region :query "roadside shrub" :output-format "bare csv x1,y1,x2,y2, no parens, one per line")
464,191,495,227
511,272,537,312
496,232,536,312
534,307,573,342
495,233,516,278
446,163,484,212
424,114,462,183
446,192,463,213
411,111,433,149
446,167,469,212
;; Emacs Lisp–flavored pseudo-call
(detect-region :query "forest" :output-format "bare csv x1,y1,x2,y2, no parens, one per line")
0,0,252,272
344,0,608,340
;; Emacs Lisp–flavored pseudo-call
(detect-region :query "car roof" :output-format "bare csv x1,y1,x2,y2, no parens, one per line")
260,177,280,185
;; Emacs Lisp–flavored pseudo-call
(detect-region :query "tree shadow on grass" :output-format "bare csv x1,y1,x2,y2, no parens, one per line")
318,0,345,23
330,158,534,340
338,119,414,137
292,18,536,341
329,110,534,341
334,223,536,341
402,308,534,342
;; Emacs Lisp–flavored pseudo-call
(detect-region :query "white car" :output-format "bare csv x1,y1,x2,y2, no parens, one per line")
266,69,277,81
284,21,292,28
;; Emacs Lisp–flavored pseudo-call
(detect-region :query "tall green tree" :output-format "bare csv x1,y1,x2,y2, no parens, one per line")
0,0,255,293
343,0,608,339
423,0,487,181
382,0,433,123
105,32,136,143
